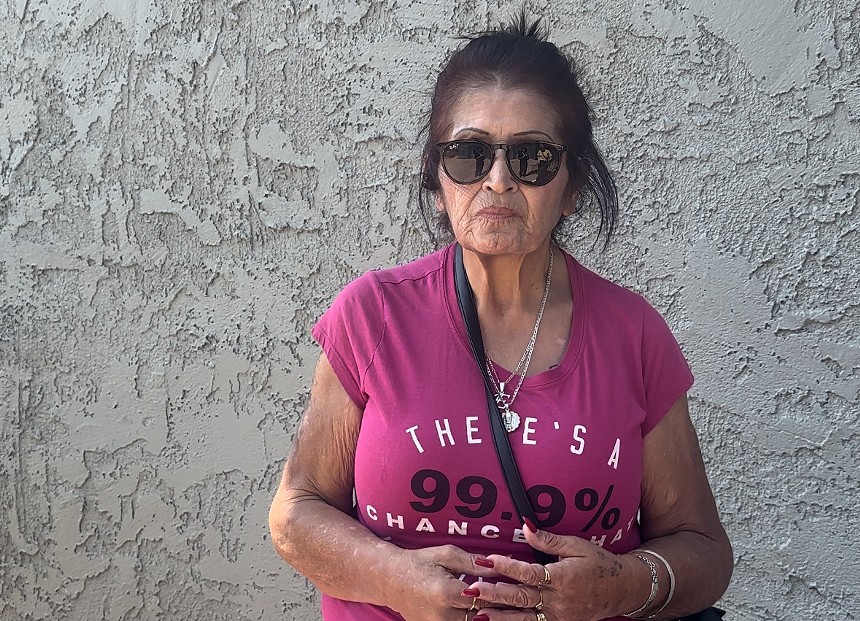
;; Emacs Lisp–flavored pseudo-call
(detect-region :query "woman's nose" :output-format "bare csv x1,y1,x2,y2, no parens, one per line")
482,147,517,193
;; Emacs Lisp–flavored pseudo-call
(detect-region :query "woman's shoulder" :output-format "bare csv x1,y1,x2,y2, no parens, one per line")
370,245,450,287
333,246,450,306
568,254,650,310
567,254,684,353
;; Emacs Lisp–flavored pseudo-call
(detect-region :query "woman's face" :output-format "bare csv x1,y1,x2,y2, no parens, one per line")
437,87,573,258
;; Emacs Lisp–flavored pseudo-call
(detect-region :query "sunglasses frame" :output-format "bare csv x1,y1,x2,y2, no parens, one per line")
435,139,568,187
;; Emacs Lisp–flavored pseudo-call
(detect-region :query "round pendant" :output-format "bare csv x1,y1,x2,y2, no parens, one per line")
502,409,521,433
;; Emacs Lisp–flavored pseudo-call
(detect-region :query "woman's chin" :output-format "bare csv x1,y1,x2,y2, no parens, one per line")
459,237,541,259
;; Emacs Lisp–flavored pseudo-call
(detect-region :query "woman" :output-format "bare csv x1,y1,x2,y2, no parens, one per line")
269,15,732,621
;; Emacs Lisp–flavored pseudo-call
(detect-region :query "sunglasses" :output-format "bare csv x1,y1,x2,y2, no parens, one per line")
436,140,567,186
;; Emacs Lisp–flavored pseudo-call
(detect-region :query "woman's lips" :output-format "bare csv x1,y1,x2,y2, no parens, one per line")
477,206,518,220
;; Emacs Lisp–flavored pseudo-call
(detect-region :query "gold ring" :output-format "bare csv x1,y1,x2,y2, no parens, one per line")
469,597,479,611
538,565,551,587
535,585,544,611
536,611,548,621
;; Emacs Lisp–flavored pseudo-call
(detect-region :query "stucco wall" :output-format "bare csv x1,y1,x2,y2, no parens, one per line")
1,1,858,620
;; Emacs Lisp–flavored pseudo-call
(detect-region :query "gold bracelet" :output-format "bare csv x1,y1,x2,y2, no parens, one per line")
624,552,659,618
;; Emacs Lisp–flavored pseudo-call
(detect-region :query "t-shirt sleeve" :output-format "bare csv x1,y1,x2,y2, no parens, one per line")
640,300,694,435
311,272,385,409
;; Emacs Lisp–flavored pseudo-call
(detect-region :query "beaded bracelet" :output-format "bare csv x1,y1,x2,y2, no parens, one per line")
624,552,659,618
635,549,677,619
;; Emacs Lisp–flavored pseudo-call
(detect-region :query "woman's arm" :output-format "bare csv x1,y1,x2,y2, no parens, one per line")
268,354,498,619
633,393,733,617
462,394,732,620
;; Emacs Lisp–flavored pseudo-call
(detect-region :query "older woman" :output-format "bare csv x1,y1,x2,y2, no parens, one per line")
269,15,732,621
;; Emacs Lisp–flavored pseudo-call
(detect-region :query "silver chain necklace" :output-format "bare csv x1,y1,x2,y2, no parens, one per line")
485,249,554,433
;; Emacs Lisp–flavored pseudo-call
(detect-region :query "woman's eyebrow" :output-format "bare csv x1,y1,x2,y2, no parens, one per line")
452,128,555,140
452,127,491,136
512,130,554,140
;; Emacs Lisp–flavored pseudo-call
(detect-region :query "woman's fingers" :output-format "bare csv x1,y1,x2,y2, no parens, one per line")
431,545,502,579
522,520,594,558
478,556,547,589
482,523,601,585
388,545,509,621
401,544,501,614
467,525,631,621
464,580,542,611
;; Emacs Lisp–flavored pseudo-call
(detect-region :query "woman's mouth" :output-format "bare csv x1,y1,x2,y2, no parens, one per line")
476,206,518,220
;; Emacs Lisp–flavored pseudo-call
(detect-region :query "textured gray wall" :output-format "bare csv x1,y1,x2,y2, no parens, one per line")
1,1,858,620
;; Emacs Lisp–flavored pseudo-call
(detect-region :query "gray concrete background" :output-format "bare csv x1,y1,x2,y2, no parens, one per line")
1,0,858,619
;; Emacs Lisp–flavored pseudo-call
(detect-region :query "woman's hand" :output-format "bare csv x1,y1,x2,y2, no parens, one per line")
388,545,501,621
461,396,732,621
463,522,646,621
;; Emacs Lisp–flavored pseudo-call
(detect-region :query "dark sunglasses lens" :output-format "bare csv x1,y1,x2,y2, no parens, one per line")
440,142,492,183
508,142,561,185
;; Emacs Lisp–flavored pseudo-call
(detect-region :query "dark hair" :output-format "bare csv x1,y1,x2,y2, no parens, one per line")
417,12,618,248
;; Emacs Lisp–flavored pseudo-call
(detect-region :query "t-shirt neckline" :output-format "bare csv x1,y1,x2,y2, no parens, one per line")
443,243,586,389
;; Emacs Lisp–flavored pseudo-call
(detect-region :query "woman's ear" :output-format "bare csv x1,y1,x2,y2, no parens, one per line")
562,192,578,217
562,158,588,215
562,180,580,216
435,195,446,213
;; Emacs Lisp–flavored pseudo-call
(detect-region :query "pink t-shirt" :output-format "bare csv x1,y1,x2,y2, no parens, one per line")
312,244,693,621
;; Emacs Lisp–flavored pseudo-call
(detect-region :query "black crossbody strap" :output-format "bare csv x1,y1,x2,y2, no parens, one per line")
453,243,555,565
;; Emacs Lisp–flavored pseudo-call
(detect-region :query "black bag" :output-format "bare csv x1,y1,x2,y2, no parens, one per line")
679,608,725,621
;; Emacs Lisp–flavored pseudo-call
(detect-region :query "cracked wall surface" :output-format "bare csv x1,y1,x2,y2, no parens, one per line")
1,1,858,620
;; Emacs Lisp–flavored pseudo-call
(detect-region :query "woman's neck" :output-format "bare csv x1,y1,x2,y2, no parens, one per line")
461,242,573,374
463,244,554,317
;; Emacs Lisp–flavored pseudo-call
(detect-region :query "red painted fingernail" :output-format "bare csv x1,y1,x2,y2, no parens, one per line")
473,615,490,621
462,588,481,597
523,516,537,532
475,557,495,568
